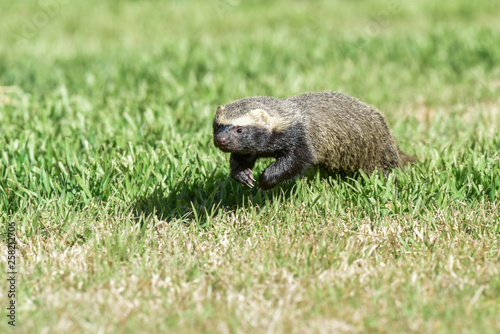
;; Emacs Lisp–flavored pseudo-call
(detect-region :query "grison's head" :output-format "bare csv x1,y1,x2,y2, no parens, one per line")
213,98,283,154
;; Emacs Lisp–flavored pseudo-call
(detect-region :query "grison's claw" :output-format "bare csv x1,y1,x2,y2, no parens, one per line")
234,168,255,188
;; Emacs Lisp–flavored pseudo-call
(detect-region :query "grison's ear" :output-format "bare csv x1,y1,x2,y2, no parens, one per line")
252,109,271,126
250,108,285,131
217,105,225,112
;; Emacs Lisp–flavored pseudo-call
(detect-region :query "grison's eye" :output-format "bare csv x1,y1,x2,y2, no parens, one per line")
234,127,244,134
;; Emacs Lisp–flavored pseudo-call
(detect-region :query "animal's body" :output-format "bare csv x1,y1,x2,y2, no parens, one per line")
213,92,417,190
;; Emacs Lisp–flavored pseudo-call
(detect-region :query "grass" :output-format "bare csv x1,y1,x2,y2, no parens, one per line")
0,0,499,333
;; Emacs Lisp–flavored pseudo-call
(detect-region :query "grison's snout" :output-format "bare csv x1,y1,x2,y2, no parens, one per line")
214,129,234,153
214,132,230,145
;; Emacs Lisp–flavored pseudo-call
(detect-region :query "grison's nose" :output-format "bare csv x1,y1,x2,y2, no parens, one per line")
215,133,230,145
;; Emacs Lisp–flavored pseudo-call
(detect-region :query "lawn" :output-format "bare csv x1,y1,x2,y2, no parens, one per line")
0,0,499,333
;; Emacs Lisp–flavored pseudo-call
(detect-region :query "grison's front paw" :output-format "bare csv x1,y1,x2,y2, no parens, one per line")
231,168,255,188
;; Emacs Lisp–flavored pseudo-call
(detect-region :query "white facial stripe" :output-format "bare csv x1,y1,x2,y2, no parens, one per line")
232,115,260,127
234,109,276,129
215,108,286,132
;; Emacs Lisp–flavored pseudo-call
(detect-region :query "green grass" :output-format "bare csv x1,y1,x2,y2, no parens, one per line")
1,0,499,333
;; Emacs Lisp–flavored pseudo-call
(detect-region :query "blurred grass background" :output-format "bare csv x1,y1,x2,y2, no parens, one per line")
0,0,499,333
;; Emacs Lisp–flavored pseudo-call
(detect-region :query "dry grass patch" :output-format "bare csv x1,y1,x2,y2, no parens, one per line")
2,202,499,333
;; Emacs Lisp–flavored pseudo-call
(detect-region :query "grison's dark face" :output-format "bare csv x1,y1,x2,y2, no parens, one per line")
213,122,271,154
213,104,281,155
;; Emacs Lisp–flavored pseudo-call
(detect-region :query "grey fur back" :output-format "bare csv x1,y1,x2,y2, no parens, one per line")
283,92,401,174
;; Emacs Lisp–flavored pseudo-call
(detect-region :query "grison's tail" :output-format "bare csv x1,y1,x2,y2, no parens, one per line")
399,150,418,166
